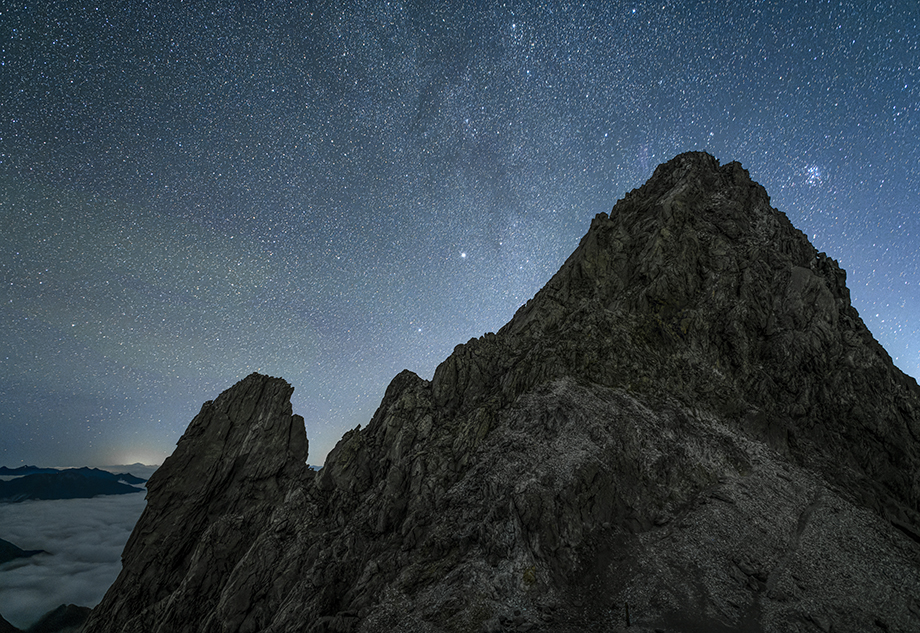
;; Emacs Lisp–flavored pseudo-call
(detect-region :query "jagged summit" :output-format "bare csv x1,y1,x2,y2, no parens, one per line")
84,154,920,633
434,151,919,532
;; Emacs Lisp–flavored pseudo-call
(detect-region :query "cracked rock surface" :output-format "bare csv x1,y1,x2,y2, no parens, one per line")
84,153,920,633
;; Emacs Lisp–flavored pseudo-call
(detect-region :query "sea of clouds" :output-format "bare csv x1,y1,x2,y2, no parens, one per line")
0,465,154,630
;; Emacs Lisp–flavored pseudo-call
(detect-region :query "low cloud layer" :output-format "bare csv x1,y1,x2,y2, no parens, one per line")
0,490,147,629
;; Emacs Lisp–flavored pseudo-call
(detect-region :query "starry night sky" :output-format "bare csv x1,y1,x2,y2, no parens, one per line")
1,1,918,467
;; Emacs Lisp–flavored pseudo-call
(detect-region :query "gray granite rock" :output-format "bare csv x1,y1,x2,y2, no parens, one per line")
84,153,920,633
81,373,308,633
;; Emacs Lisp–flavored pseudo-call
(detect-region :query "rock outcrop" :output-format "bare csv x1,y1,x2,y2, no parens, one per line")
84,153,920,633
0,614,20,633
0,537,44,565
0,604,90,633
25,604,90,633
82,373,307,632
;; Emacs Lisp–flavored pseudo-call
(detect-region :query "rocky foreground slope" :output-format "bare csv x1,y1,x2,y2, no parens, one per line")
83,153,920,633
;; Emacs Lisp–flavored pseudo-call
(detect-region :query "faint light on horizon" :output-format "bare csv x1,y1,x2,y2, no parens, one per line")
113,451,167,467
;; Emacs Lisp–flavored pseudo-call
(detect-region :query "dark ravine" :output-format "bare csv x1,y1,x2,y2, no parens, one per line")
82,153,920,633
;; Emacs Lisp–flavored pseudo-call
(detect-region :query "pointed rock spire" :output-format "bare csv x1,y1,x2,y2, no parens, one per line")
82,373,307,633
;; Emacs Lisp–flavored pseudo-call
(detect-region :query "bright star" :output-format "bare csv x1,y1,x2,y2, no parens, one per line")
805,164,823,186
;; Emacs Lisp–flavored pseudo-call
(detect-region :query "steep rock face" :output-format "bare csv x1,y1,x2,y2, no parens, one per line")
82,373,308,633
85,153,920,633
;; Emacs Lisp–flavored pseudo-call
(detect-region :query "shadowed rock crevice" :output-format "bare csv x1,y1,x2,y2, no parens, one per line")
84,153,920,633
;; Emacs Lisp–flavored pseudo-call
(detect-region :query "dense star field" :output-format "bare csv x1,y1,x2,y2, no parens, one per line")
1,1,918,467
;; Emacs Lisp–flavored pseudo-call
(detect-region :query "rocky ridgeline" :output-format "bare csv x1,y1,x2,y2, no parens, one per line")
83,153,920,633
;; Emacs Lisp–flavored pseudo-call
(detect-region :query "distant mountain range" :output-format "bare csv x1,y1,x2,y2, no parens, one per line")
0,466,60,476
0,467,146,503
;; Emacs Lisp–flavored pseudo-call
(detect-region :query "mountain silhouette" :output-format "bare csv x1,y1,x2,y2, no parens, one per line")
82,153,920,632
0,467,145,503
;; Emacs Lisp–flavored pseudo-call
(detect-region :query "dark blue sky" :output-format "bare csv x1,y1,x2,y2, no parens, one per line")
2,0,918,466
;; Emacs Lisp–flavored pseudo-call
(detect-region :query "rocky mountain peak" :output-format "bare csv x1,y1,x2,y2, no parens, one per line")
493,151,919,529
84,155,920,633
82,373,306,633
